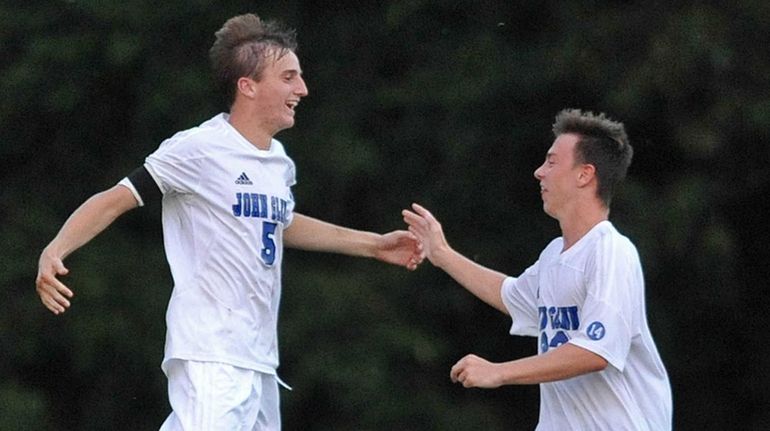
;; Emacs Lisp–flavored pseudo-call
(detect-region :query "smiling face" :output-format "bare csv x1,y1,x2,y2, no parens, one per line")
247,49,308,136
533,133,584,220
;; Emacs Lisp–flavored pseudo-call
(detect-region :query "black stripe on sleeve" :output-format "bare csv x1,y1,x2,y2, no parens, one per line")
127,165,162,205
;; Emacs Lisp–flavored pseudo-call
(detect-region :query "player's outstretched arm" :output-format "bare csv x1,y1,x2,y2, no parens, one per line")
36,185,139,314
284,213,424,270
450,343,608,388
402,203,508,313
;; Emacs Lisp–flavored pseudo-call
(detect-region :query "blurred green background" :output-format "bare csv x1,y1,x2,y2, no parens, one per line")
2,1,769,429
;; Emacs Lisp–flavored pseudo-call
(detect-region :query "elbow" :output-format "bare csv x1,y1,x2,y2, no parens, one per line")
568,345,609,374
583,352,609,373
591,357,609,372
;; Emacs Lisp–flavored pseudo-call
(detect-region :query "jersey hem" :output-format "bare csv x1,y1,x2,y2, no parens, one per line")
162,354,279,377
117,178,144,207
568,338,625,372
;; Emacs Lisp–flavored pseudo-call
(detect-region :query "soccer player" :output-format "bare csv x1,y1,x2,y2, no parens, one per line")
35,13,423,430
403,109,672,430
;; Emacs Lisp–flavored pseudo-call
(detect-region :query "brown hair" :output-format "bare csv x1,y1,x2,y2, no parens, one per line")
209,14,298,107
553,109,633,207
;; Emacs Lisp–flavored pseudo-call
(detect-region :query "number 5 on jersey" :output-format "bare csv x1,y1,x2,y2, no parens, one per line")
261,221,278,265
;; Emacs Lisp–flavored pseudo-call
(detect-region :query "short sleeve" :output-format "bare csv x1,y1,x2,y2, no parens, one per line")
144,135,205,195
118,177,144,207
569,234,641,371
501,262,541,337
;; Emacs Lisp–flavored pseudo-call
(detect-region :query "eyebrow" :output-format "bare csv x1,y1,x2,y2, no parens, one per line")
282,69,302,76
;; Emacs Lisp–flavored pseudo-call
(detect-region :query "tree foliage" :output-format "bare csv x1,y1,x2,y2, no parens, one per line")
2,1,768,429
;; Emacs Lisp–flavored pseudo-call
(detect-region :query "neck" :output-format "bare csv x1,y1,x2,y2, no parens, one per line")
558,202,609,251
228,106,274,150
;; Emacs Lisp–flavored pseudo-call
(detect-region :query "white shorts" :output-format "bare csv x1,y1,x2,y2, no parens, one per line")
159,359,281,431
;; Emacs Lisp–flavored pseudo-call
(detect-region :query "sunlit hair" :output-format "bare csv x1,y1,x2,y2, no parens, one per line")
209,13,298,107
552,108,633,207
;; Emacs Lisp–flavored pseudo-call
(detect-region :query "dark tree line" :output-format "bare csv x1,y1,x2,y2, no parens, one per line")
1,1,768,429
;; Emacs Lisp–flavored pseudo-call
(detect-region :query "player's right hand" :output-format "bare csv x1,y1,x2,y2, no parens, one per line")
402,203,452,268
36,250,73,315
450,354,504,389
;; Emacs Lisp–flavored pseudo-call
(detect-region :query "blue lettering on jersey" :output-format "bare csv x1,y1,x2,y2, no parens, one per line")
538,306,579,331
270,196,289,224
231,193,290,267
538,305,581,353
233,193,289,223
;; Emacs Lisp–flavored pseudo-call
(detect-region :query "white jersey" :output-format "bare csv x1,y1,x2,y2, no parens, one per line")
122,113,296,375
501,221,672,431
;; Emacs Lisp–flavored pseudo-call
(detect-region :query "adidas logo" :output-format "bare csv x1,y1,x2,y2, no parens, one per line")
235,172,253,185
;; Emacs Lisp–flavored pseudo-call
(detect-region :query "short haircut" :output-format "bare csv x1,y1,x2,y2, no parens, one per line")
552,108,633,207
209,14,298,107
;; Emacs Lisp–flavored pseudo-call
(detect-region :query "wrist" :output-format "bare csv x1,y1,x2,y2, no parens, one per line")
496,361,519,386
431,244,454,269
43,241,69,261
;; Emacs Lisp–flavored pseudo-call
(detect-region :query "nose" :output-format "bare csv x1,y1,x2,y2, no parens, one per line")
296,75,308,97
534,164,544,180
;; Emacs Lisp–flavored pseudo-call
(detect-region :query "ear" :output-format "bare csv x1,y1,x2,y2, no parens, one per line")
577,163,596,188
236,77,257,99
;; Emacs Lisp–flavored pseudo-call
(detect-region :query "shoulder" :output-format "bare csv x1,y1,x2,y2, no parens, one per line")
153,114,228,159
597,222,636,250
540,237,564,260
269,138,288,155
267,139,294,165
590,222,640,265
269,139,297,186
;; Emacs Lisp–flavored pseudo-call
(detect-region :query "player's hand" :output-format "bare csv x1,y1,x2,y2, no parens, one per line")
450,354,504,389
376,230,425,270
36,249,73,315
401,203,451,268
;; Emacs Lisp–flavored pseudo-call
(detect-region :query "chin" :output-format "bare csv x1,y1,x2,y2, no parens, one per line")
274,120,295,133
542,204,556,218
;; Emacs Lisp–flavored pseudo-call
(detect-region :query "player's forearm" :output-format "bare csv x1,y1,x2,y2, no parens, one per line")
432,246,508,313
45,185,138,260
499,343,608,385
284,213,379,257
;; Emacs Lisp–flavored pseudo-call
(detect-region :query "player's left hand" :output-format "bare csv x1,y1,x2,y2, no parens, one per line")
36,249,74,315
450,354,503,388
375,230,425,270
